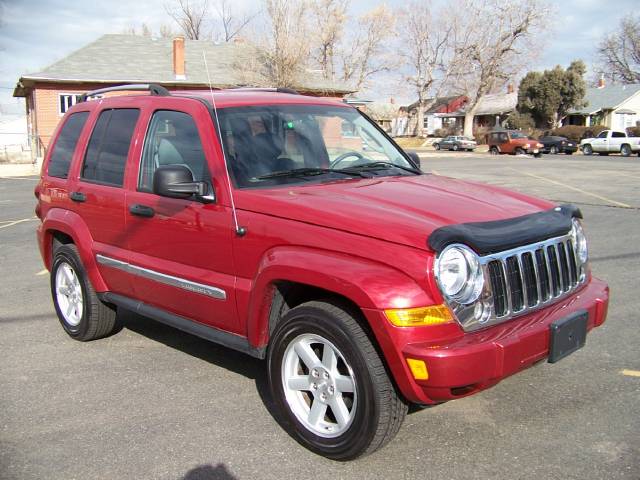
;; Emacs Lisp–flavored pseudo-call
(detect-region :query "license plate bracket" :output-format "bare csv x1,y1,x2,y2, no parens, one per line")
548,311,588,363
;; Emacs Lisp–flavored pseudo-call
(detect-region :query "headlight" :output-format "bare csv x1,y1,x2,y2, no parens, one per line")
571,219,588,264
524,143,530,148
435,245,484,304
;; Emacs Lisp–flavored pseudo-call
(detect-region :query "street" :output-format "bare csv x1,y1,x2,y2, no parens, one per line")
1,153,639,480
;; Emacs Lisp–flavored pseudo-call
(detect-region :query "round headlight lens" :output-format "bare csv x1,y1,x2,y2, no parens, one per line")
436,245,484,304
571,219,588,264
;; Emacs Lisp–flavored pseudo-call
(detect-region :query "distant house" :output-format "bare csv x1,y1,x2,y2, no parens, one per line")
13,34,354,157
360,101,400,133
437,91,518,134
564,80,640,130
392,96,468,136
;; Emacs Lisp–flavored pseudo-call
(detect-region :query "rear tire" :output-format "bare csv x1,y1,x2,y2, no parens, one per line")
621,144,631,157
550,145,558,154
51,244,120,341
267,300,407,460
489,146,499,155
434,143,440,150
452,144,459,151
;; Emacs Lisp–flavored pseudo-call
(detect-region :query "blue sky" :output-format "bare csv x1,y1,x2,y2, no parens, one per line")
0,0,637,105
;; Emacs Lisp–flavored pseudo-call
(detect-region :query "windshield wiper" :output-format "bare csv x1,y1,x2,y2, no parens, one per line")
256,167,366,180
338,161,421,175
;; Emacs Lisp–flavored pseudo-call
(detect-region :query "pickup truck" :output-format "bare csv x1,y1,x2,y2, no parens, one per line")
580,130,640,156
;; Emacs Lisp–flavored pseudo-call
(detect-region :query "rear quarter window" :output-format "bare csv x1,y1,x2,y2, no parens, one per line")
81,109,140,187
47,111,90,178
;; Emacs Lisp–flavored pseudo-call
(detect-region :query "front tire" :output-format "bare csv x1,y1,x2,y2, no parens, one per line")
582,144,593,155
267,301,407,460
434,143,440,150
515,147,525,155
51,244,120,341
550,145,558,154
452,144,459,151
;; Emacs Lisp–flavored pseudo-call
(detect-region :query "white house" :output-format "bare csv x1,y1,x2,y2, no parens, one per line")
565,82,640,131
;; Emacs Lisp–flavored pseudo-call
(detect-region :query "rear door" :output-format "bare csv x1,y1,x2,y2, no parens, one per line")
125,101,239,333
68,107,140,295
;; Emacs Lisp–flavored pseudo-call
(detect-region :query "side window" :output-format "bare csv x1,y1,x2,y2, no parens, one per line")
611,131,625,138
81,109,140,187
597,131,608,139
139,110,210,193
47,111,89,178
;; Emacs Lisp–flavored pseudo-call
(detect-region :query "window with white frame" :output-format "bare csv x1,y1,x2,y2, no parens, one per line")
58,93,102,115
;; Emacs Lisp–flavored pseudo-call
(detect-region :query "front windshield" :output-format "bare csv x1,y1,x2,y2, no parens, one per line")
509,131,527,139
216,104,416,188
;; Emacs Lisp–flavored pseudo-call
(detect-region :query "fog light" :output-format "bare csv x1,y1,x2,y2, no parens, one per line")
385,305,454,327
406,358,429,380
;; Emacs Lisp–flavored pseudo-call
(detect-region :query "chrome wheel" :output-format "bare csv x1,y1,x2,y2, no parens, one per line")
281,333,357,438
55,261,83,326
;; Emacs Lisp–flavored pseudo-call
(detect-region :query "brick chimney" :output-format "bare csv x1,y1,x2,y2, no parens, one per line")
173,37,186,80
507,83,515,94
597,75,605,89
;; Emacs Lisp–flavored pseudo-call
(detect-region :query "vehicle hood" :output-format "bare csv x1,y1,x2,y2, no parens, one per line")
236,175,555,251
580,137,595,144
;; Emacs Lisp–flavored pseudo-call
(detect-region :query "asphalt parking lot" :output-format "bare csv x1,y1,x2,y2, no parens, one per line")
1,153,639,480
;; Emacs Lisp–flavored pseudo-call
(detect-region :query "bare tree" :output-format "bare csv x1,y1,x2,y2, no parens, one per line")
165,0,210,40
339,5,395,91
214,0,256,42
597,16,640,84
159,24,179,38
257,0,311,88
450,0,550,137
310,0,348,80
399,2,455,136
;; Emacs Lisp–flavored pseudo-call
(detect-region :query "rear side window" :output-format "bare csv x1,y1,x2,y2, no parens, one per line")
47,112,89,178
81,109,140,186
612,131,625,138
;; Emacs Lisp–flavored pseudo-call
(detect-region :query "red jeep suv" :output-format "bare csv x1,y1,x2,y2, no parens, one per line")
35,84,609,460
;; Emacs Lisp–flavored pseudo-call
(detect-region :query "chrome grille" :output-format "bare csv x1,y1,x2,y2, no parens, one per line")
485,234,583,319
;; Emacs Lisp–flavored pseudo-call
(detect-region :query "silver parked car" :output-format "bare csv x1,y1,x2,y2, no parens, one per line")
433,136,477,151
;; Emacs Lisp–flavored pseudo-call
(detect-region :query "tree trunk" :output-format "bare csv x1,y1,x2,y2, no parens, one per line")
463,108,476,138
414,105,425,137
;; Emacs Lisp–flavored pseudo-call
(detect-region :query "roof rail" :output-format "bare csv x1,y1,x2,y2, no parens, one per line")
79,84,171,102
227,86,301,95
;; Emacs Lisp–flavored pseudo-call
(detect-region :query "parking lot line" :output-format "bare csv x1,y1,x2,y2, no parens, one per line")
509,169,632,209
0,217,37,230
621,369,640,377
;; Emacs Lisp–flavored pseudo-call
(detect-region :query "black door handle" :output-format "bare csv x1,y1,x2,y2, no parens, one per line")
129,204,155,218
69,191,86,203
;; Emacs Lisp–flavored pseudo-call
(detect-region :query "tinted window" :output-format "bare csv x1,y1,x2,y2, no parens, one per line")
82,109,139,186
47,112,89,178
139,110,210,193
612,131,626,138
597,131,608,138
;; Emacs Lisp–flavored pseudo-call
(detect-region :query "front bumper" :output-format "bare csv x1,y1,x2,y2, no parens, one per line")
364,277,609,404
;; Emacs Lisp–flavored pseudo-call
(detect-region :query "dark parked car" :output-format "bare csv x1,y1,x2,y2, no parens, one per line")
539,136,578,155
433,135,477,151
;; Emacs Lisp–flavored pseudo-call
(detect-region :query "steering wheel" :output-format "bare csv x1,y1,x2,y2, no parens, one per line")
330,151,365,168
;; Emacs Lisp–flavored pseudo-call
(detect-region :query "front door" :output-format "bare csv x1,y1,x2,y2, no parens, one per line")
125,105,239,333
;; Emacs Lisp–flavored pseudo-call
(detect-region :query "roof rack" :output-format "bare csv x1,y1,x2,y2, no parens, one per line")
79,84,171,102
226,86,301,95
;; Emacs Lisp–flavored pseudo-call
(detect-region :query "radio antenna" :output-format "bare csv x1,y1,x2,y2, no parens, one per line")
202,50,246,237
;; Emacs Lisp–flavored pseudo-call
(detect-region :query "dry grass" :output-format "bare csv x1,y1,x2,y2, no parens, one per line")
393,137,428,148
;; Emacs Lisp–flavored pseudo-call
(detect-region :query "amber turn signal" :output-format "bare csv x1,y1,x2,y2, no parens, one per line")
384,305,454,327
406,358,429,380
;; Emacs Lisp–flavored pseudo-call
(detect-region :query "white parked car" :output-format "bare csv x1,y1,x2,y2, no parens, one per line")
580,130,640,157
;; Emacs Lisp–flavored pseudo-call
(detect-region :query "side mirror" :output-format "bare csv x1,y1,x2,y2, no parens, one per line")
153,164,212,201
405,150,421,168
